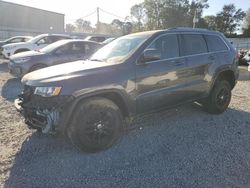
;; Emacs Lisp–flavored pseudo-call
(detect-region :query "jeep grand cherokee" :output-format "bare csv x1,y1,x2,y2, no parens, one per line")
15,28,239,152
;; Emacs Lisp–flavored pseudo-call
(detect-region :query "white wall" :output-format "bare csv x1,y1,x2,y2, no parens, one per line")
228,38,250,50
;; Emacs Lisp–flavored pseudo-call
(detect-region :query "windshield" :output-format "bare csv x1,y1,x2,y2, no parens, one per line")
90,35,149,63
40,40,69,53
27,35,45,43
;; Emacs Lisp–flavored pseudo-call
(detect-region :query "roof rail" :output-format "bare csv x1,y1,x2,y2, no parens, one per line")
168,27,210,31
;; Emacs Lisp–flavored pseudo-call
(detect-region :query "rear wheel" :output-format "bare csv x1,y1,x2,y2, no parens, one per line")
203,80,232,114
67,97,123,153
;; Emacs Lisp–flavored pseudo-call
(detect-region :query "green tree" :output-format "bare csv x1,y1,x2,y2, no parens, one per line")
75,19,93,33
203,15,217,30
243,8,250,37
130,3,145,31
215,4,246,35
142,0,209,30
65,24,76,33
188,0,209,28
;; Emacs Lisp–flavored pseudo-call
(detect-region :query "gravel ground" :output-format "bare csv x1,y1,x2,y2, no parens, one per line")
1,59,250,188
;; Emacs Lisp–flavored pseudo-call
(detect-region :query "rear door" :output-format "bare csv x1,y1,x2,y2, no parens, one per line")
179,34,211,99
136,34,189,113
204,34,230,67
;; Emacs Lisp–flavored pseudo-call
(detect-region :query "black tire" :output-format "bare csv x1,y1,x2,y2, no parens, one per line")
203,80,232,114
14,49,30,54
29,64,47,72
67,97,123,153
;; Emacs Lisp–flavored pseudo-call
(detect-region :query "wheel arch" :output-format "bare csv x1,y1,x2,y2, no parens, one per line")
29,63,47,72
14,48,30,54
213,69,236,90
59,89,133,135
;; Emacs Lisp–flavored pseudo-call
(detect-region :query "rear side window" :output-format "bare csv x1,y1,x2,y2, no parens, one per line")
204,35,228,52
180,34,207,56
9,37,24,43
148,34,179,60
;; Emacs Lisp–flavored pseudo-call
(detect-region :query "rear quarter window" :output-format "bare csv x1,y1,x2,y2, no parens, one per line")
204,35,228,52
180,34,208,56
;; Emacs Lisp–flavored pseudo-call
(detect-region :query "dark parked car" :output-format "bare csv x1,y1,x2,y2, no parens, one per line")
15,28,239,152
9,39,102,77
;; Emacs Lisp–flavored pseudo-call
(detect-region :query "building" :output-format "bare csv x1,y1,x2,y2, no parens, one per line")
0,1,65,40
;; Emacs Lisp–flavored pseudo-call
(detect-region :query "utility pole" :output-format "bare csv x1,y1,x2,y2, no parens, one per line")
97,7,100,33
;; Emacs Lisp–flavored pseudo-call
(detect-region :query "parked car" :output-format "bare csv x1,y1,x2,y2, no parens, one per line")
0,36,32,57
9,39,102,78
84,36,108,43
15,28,239,152
1,34,71,58
0,36,32,48
238,49,250,66
101,37,116,45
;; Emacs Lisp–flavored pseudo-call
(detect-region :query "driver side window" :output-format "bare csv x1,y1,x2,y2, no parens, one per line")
147,34,179,60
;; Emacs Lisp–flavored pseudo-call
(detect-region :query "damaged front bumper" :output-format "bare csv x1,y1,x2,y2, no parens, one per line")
15,85,73,134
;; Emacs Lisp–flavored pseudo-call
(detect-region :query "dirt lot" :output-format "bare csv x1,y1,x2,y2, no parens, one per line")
1,59,250,188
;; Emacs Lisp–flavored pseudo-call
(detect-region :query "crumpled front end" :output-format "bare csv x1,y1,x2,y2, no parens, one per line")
15,85,73,134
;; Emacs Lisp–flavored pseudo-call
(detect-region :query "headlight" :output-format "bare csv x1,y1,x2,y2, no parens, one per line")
14,57,31,63
34,87,62,97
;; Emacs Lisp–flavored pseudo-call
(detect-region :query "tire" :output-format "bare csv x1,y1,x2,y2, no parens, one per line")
203,80,232,114
67,97,123,153
29,64,47,72
14,49,30,54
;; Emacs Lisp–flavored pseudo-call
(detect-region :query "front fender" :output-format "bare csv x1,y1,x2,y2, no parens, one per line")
58,87,134,135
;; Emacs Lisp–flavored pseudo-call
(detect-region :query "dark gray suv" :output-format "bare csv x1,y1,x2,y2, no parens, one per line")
15,28,239,152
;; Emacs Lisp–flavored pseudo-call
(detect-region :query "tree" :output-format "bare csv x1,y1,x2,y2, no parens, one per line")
65,24,76,33
188,0,209,27
203,15,217,30
243,8,250,37
130,3,145,31
111,19,133,35
215,4,246,35
75,19,93,33
142,0,209,30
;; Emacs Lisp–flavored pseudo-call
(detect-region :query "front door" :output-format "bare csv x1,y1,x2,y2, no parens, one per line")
135,34,188,113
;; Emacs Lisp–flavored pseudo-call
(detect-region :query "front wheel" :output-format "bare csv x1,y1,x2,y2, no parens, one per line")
203,80,232,114
67,97,123,153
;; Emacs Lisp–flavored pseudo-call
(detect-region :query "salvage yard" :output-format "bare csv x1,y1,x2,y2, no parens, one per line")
0,59,250,188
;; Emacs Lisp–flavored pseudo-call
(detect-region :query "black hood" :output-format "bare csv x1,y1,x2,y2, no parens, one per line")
22,60,112,86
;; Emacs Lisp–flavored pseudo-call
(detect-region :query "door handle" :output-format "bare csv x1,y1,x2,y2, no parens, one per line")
175,61,184,66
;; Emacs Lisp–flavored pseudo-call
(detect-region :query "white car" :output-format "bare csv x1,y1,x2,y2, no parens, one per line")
1,34,71,59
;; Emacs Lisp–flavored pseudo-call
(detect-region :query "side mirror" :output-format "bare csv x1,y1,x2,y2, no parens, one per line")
140,48,161,63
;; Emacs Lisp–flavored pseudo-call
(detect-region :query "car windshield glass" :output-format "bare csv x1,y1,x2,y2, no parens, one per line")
90,35,149,63
40,40,70,53
27,35,45,43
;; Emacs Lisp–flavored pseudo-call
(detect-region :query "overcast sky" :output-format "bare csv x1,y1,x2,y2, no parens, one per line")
3,0,250,26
